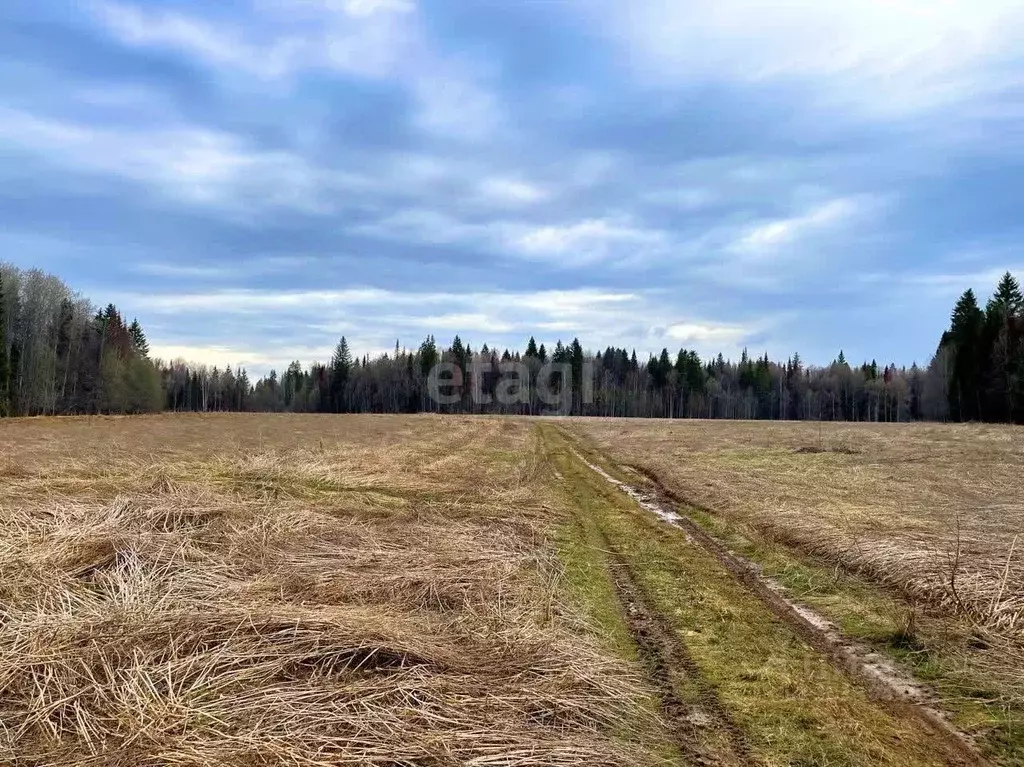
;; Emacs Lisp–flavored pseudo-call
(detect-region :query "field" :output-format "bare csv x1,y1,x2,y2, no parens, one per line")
0,414,1019,765
569,418,1024,762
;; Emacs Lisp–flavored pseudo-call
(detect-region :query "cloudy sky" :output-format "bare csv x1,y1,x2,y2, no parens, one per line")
2,0,1023,374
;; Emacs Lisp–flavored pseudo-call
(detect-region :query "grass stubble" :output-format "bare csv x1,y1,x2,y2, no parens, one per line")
0,414,665,767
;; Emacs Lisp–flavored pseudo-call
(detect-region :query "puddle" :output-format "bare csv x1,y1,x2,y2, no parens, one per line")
571,449,693,541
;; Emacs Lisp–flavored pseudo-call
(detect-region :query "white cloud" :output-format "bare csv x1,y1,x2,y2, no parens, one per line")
338,0,414,18
91,1,504,146
478,177,548,205
351,208,668,267
92,0,418,80
412,313,515,334
511,218,666,265
584,0,1024,115
353,208,487,245
93,2,299,79
120,286,766,374
666,322,748,345
730,197,868,255
0,107,370,214
411,69,501,141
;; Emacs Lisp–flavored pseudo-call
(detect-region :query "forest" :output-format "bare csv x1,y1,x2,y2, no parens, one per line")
1,263,1022,423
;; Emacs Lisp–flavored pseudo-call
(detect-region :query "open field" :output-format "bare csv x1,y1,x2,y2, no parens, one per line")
569,418,1024,761
0,414,667,766
0,413,1017,765
569,420,1024,632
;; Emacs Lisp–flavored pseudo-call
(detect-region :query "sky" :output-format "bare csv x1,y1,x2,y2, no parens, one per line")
2,0,1023,376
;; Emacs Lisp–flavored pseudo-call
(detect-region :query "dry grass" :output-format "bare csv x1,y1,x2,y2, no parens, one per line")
570,417,1024,742
0,414,661,767
571,420,1024,635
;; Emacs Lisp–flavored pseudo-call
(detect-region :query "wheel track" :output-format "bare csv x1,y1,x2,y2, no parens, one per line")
599,530,755,766
562,430,989,767
552,432,755,766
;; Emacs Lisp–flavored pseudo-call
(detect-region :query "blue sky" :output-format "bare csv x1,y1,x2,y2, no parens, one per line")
2,0,1023,375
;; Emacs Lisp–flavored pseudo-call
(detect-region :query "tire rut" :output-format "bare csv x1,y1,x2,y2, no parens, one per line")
572,442,989,767
591,523,755,766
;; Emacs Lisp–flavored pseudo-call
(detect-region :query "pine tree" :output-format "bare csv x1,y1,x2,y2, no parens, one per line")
989,272,1024,317
330,336,352,413
418,335,438,379
128,318,150,357
947,288,985,421
525,336,538,358
0,274,9,417
570,338,585,414
984,272,1024,422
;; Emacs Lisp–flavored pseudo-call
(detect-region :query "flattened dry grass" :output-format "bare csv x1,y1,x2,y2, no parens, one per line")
0,414,662,766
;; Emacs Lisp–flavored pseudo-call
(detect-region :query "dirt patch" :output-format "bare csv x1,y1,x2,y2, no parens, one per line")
794,445,860,455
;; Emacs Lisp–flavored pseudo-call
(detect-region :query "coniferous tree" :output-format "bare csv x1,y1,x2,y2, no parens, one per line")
0,273,9,417
128,319,150,357
330,336,352,413
946,289,985,421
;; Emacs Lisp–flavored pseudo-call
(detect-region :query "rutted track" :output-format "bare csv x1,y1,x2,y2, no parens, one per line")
564,433,988,767
596,527,754,766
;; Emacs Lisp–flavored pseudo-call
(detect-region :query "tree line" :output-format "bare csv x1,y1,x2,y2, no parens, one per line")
160,272,1023,424
1,263,1021,423
0,265,162,416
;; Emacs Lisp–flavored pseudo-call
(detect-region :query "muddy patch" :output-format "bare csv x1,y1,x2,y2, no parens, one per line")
571,450,693,542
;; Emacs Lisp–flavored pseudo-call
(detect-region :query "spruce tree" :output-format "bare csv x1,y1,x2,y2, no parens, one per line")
330,336,352,412
128,319,150,357
989,272,1024,317
984,272,1024,422
948,289,985,421
418,335,438,379
525,336,538,358
0,274,9,417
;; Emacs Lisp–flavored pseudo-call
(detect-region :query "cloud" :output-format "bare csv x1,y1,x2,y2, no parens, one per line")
89,0,506,148
91,0,419,80
583,0,1024,115
666,322,748,345
412,69,501,141
5,0,1023,373
92,2,299,79
120,285,765,375
0,107,371,215
478,177,548,205
731,197,866,255
511,218,666,265
336,0,415,18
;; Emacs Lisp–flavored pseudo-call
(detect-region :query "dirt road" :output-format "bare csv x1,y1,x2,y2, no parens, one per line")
541,423,989,766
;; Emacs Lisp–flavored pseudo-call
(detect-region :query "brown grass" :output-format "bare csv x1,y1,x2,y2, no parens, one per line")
569,417,1024,741
570,420,1024,636
0,414,661,766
